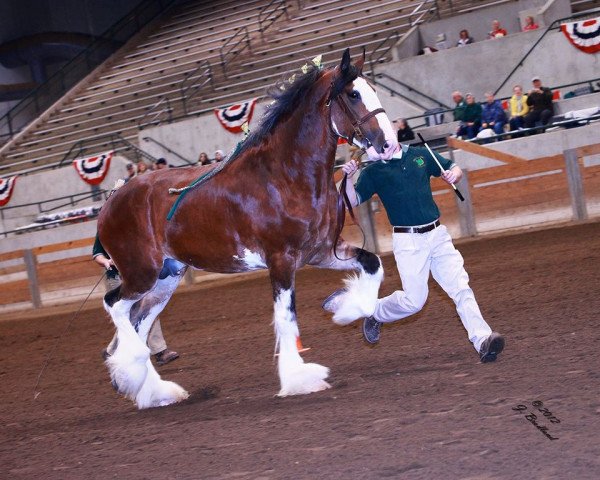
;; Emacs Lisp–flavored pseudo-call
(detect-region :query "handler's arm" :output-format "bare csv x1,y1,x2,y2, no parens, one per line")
341,160,361,207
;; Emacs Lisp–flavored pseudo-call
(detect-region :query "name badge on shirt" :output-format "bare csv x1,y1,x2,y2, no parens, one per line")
414,157,425,167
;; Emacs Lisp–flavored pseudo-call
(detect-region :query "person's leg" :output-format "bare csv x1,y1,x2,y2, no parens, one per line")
524,111,537,129
147,319,168,355
372,233,432,323
540,109,553,125
104,276,121,356
428,226,492,353
493,121,505,135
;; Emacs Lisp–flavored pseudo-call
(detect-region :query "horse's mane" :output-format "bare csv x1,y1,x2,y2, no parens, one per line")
228,62,359,162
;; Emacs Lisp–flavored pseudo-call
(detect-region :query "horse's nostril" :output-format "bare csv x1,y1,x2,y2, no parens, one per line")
381,142,390,153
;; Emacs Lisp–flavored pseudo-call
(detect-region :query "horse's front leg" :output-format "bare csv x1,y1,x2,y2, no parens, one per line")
313,241,384,326
269,255,330,396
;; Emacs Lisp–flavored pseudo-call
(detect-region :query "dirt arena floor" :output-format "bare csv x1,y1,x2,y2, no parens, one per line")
1,222,600,479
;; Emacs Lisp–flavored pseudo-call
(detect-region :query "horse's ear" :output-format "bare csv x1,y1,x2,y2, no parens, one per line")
340,48,351,76
354,47,366,73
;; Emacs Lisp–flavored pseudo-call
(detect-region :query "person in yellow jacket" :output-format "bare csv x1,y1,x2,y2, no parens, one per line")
509,84,529,133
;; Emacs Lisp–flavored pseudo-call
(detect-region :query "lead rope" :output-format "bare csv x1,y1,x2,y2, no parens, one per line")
33,271,107,400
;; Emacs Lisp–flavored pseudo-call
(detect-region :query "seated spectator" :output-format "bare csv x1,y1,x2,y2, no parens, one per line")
524,76,554,130
214,150,224,163
452,91,467,121
509,84,529,133
137,161,149,174
456,93,482,139
124,163,136,182
488,20,507,39
155,158,168,169
523,16,539,31
396,119,415,142
198,152,210,165
457,29,474,47
480,92,507,137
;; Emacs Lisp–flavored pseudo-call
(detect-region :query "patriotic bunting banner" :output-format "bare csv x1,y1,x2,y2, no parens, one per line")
561,17,600,54
214,98,257,133
73,151,113,185
0,175,18,207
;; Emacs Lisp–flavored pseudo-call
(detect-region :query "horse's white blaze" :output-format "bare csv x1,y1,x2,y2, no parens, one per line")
353,77,397,159
234,248,267,270
332,264,384,325
274,289,330,396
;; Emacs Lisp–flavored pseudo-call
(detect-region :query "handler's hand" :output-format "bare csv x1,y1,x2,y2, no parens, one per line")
341,159,359,176
442,169,459,185
100,257,115,270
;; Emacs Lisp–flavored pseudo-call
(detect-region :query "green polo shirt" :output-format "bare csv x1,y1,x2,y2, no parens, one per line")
355,145,454,226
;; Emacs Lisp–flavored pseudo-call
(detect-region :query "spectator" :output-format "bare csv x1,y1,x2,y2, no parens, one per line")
124,163,136,182
457,29,474,47
155,158,168,169
523,16,539,31
214,150,224,163
396,119,415,142
480,92,507,137
137,161,149,174
198,152,210,165
452,91,467,121
524,76,554,130
488,20,507,39
456,93,482,139
509,84,529,132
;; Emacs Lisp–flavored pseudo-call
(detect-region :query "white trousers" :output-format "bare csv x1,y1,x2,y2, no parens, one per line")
373,224,492,352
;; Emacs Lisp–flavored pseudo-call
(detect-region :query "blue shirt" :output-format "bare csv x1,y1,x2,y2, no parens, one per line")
355,145,454,226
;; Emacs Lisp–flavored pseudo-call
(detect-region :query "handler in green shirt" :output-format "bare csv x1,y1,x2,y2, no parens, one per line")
342,144,504,363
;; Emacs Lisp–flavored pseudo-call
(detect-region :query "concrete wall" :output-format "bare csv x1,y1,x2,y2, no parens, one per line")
452,122,600,170
382,24,600,108
418,0,568,51
0,154,129,233
139,103,270,165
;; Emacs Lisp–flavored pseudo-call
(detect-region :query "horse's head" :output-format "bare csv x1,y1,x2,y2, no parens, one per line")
327,49,398,161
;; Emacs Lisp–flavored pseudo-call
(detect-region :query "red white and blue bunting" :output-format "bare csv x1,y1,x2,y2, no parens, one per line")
72,151,113,185
561,17,600,54
214,98,257,133
0,175,18,207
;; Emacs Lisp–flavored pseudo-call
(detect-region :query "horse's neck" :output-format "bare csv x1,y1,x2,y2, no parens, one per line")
280,104,338,179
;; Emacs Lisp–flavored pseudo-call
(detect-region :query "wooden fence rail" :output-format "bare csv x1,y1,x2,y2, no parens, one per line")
1,141,599,310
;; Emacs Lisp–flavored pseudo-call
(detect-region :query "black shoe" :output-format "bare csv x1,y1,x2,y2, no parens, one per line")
479,332,505,363
155,349,179,366
362,316,382,344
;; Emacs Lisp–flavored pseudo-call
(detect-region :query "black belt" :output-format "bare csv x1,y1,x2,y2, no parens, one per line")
393,220,440,234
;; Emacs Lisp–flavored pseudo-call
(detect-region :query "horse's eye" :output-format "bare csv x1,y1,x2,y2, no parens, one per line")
349,90,361,100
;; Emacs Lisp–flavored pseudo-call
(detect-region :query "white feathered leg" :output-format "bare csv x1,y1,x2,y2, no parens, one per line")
274,289,330,396
331,265,384,325
105,274,188,409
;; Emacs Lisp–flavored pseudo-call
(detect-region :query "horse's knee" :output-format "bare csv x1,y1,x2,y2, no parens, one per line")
356,248,381,275
104,285,121,308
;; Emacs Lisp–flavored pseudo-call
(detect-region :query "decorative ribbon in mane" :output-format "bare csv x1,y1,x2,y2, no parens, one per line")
0,175,18,207
73,151,113,185
214,98,257,133
561,17,600,53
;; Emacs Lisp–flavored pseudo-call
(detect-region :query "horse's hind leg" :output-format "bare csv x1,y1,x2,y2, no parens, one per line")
312,241,384,325
270,256,330,396
105,261,189,408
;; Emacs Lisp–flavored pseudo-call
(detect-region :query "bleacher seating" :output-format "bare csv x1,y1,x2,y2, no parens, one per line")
0,0,568,176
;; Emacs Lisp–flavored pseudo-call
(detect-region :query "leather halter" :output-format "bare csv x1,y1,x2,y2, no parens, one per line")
329,86,386,148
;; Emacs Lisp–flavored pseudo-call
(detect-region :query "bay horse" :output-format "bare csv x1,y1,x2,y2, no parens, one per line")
97,49,397,409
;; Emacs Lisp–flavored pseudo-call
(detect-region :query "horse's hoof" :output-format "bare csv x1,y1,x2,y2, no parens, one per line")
322,288,345,313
